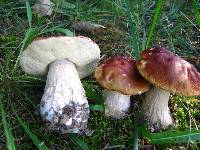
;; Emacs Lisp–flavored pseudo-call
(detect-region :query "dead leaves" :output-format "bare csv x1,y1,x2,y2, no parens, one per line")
72,21,106,34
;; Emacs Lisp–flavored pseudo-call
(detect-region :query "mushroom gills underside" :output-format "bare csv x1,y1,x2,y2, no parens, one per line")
142,87,173,132
104,90,131,119
40,59,89,134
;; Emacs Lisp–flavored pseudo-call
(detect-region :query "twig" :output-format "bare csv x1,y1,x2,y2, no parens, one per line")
180,11,199,31
102,144,125,150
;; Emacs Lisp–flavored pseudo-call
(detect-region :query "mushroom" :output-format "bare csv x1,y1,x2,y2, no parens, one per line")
95,55,150,119
20,36,100,134
33,0,53,16
137,47,200,131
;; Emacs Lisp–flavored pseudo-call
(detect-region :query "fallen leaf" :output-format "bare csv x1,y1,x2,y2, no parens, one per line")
72,21,106,33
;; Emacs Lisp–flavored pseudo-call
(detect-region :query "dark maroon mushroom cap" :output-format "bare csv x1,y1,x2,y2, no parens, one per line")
137,47,200,96
95,55,150,95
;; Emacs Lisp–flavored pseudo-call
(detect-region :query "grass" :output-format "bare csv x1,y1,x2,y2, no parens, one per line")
0,92,16,150
145,0,163,49
11,102,49,150
124,0,140,60
0,0,200,149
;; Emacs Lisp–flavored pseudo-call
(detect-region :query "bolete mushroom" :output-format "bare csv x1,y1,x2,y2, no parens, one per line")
95,55,150,119
20,36,100,134
33,0,53,16
137,47,200,131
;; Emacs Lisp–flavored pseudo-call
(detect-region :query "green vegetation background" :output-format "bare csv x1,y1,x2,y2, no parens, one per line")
0,0,199,149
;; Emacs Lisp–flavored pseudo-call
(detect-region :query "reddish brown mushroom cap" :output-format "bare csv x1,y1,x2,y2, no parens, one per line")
95,55,150,95
137,47,200,96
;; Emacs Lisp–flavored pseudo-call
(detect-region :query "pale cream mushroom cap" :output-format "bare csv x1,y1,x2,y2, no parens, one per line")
20,36,100,78
32,0,53,16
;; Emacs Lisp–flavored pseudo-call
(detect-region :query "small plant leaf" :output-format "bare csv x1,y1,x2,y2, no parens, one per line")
11,104,48,150
138,124,151,139
53,28,74,36
26,0,32,28
150,129,200,144
0,92,16,150
41,27,74,36
89,104,104,112
145,0,163,49
68,133,89,150
85,88,103,101
83,82,103,101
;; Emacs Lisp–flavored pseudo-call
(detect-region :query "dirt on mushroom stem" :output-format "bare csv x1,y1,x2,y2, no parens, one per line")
44,101,89,134
40,59,90,134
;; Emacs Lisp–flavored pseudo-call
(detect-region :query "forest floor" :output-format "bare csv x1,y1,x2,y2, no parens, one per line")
0,0,199,149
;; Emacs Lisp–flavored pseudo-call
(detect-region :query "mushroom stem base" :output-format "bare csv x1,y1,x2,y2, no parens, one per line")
142,87,172,132
104,90,130,119
40,59,89,134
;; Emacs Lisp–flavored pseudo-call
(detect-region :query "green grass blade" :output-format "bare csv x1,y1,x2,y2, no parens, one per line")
51,28,74,36
16,0,39,74
124,0,141,143
11,104,49,150
12,28,38,73
41,27,75,36
132,114,139,150
68,134,89,150
150,129,200,144
192,0,200,26
26,0,32,28
124,0,140,60
145,0,163,49
22,28,39,49
0,92,16,150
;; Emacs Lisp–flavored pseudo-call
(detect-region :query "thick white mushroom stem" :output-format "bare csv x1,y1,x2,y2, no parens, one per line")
40,59,89,134
103,90,131,119
142,87,173,132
